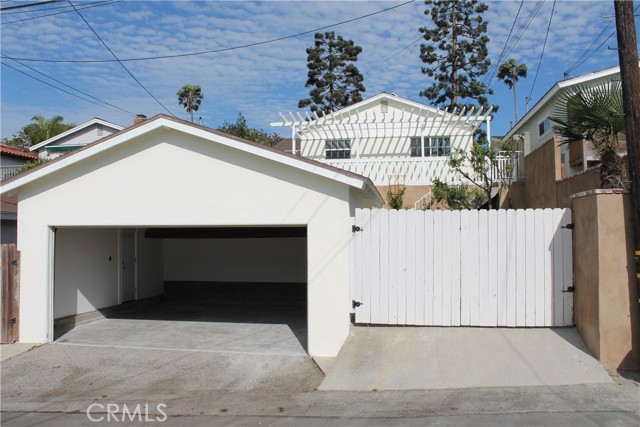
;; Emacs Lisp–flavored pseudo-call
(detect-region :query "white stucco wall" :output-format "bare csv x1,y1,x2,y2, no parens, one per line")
16,127,362,356
54,228,118,319
163,237,306,283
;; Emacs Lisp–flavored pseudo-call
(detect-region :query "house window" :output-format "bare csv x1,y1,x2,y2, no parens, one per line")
97,124,104,136
381,100,389,113
410,136,451,157
538,118,551,136
325,139,351,159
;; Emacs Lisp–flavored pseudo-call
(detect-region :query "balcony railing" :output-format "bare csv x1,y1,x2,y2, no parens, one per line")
320,153,523,187
1,166,21,181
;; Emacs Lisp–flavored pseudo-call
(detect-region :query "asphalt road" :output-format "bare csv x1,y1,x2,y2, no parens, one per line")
2,343,639,426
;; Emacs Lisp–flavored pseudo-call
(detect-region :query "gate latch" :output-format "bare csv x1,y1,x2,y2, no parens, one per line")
352,225,363,233
561,223,575,230
562,286,575,293
352,300,362,309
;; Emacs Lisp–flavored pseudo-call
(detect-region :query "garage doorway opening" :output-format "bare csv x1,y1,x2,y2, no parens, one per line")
53,226,308,354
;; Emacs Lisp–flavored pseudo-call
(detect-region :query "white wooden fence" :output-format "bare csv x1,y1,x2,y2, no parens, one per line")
350,208,574,327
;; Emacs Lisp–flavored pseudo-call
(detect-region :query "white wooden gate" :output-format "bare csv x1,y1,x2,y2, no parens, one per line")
350,208,574,327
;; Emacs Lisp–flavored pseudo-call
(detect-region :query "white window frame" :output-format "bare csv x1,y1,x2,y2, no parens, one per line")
538,117,551,137
410,136,451,157
325,139,351,159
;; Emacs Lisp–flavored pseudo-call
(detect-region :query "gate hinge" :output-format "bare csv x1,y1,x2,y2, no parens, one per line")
562,286,575,293
352,225,363,233
561,223,575,230
352,300,362,309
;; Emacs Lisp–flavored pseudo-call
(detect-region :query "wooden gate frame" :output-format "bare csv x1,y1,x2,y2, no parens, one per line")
1,243,20,343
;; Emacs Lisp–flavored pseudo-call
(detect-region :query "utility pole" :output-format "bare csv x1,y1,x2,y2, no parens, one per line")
614,0,640,300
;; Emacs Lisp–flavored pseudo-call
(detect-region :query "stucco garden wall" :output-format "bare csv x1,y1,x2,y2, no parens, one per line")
572,191,639,370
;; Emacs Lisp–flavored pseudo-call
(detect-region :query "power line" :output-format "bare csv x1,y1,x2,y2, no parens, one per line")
483,0,524,87
1,0,107,15
0,0,62,11
1,61,133,115
1,53,136,117
528,0,556,100
564,4,639,77
1,0,120,25
67,0,175,116
8,0,416,63
362,34,424,77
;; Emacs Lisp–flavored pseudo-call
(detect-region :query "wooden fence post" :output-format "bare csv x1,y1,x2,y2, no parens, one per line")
1,244,20,343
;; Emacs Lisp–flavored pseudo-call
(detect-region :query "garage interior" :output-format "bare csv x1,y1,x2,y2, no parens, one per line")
53,226,308,355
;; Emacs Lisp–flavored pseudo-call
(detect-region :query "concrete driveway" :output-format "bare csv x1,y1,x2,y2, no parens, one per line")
320,326,614,390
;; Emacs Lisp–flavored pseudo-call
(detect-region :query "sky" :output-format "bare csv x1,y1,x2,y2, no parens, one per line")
1,0,636,140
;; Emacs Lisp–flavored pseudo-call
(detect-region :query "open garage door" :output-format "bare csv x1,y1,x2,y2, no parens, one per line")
53,226,308,354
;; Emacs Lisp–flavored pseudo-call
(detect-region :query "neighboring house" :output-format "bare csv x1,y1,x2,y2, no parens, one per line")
0,115,382,357
502,65,632,178
1,143,38,180
29,117,123,160
272,92,517,208
1,144,38,242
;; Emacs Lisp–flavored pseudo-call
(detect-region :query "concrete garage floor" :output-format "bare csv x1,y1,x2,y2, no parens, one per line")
55,297,307,356
320,326,614,390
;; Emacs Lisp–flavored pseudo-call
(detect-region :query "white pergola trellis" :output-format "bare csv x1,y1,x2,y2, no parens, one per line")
270,105,493,157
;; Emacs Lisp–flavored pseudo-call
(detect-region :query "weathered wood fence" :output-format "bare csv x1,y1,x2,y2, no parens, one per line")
1,244,20,343
350,208,574,327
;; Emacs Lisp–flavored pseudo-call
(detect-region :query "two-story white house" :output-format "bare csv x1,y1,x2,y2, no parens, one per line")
272,93,516,208
29,117,124,160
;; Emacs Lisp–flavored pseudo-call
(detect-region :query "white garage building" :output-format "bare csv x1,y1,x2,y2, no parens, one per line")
1,115,382,357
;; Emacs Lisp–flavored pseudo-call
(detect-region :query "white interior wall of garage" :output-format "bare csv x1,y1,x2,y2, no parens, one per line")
163,237,306,283
16,127,373,356
54,228,164,319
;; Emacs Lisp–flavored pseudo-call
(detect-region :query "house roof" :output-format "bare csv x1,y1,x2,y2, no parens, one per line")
273,137,301,153
29,117,124,151
502,64,632,142
0,194,17,214
2,115,383,206
0,143,38,160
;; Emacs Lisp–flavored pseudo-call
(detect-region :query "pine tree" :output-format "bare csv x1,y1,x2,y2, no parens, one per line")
298,32,365,114
419,0,493,112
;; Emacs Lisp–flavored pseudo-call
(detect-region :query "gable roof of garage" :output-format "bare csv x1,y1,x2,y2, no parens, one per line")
1,115,383,205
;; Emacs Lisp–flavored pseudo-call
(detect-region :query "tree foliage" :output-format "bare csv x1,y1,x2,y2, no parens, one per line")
550,81,625,188
298,31,365,114
498,58,527,123
386,187,406,210
2,115,75,147
177,84,204,122
432,178,483,210
433,140,518,210
217,113,282,147
419,0,493,112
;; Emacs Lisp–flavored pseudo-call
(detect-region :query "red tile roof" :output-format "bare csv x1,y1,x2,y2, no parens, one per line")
0,144,38,160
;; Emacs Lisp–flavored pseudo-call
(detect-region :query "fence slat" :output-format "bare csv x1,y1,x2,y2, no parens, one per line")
561,209,574,326
525,210,537,326
505,210,517,326
497,210,508,326
441,210,453,326
370,209,381,324
415,210,426,325
432,210,444,325
389,209,399,324
397,210,408,324
450,211,461,326
406,210,417,325
552,209,564,327
424,210,434,325
478,210,490,326
379,210,390,324
360,209,372,323
515,210,527,327
534,210,546,327
543,209,555,326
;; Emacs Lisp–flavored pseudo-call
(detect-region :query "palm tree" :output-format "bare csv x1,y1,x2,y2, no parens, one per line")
176,84,204,122
550,81,625,189
498,59,528,124
31,115,64,141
